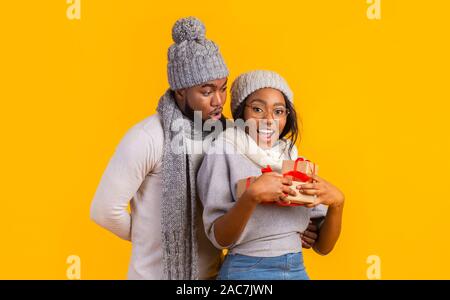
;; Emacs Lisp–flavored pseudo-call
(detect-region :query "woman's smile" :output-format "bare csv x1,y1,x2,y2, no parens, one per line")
257,127,276,143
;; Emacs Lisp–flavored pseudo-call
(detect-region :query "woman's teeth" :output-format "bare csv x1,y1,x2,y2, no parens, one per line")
258,129,274,138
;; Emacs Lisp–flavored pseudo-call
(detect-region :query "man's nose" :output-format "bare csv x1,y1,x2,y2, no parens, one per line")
211,91,225,107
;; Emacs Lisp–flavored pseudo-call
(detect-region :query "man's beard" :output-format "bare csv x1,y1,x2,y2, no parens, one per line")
182,97,197,121
180,94,226,135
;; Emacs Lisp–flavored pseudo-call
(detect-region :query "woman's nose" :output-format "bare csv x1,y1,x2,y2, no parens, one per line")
265,111,275,123
264,117,274,127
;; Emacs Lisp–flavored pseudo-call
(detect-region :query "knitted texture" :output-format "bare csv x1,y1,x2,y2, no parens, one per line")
230,70,293,117
168,17,229,90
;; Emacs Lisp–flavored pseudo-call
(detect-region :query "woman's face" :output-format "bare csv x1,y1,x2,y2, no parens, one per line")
243,88,288,149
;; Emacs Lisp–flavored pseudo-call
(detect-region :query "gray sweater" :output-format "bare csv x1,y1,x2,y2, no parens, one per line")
197,141,327,257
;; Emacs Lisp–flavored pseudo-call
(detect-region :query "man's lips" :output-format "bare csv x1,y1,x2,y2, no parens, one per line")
209,108,223,119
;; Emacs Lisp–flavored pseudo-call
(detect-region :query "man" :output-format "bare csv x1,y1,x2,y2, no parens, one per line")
90,16,320,280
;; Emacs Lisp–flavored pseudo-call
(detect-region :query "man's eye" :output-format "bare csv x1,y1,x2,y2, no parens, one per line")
221,86,227,92
202,91,212,96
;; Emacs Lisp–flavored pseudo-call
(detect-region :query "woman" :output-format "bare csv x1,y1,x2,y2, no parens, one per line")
197,70,345,280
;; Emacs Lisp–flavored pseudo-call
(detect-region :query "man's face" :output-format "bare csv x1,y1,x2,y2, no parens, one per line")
175,77,228,121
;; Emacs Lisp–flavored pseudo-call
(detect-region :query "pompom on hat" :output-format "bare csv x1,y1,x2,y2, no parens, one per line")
171,17,206,43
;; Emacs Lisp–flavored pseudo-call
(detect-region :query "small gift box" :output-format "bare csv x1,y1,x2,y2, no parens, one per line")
281,157,318,179
235,157,319,207
280,157,319,205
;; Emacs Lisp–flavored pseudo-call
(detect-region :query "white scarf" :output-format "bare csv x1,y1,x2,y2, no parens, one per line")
219,127,294,172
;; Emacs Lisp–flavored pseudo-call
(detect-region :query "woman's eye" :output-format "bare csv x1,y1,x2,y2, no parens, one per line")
274,109,284,115
253,107,263,113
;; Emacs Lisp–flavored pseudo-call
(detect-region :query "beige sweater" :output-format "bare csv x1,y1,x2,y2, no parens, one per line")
90,114,221,279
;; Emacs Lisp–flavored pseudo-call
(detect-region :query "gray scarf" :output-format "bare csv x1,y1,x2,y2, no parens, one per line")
157,89,222,279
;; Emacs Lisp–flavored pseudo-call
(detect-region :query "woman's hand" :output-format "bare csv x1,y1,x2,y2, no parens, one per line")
244,172,297,205
297,175,345,208
298,175,344,255
213,172,296,248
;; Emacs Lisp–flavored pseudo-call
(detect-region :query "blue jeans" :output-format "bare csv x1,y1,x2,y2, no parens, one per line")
217,252,310,280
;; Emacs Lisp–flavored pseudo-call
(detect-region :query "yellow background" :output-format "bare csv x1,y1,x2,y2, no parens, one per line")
1,0,449,279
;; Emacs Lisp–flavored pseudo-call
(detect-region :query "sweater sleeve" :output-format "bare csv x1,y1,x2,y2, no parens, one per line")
311,204,328,219
197,148,236,250
90,125,159,241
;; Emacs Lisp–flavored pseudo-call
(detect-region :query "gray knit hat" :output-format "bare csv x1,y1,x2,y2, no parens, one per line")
230,70,294,117
167,17,229,90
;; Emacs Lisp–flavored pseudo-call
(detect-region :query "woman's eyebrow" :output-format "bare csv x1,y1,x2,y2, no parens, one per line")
249,98,286,107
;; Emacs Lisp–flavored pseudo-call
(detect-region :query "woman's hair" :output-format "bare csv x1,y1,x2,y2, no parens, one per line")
232,93,301,157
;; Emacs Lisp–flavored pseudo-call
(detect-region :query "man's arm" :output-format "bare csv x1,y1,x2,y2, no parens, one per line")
301,219,322,249
301,203,328,249
90,126,157,241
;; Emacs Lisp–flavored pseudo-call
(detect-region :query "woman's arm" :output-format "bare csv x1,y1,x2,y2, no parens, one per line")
213,172,296,248
212,190,257,247
298,175,345,255
313,202,344,255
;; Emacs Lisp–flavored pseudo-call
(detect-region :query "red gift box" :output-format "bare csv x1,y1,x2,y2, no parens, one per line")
235,157,319,207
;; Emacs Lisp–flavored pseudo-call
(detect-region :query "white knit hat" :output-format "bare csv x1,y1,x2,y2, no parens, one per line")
230,70,294,117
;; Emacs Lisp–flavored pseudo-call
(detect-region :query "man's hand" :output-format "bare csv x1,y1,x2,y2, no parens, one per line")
301,220,319,249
